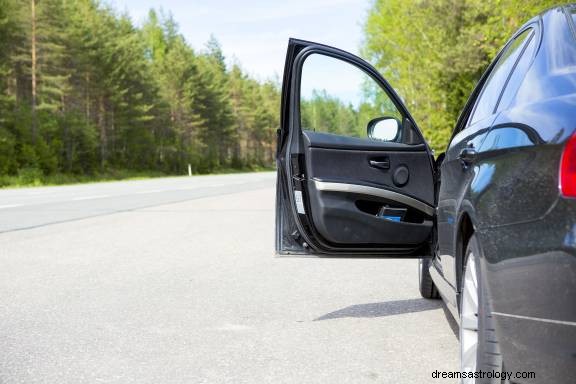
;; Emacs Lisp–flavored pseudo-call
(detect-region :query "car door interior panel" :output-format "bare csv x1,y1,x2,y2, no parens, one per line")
303,131,434,204
301,130,427,151
306,181,433,245
276,39,437,256
302,130,434,247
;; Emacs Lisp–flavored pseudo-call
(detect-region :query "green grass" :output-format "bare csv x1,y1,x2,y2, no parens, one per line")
0,166,275,189
209,165,275,175
0,169,168,189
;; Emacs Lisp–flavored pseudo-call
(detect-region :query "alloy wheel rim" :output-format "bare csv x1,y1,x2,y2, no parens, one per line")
460,250,479,383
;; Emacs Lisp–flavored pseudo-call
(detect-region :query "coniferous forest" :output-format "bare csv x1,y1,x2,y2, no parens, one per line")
0,0,279,186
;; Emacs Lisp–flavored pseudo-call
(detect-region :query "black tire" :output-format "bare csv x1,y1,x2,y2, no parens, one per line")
419,257,440,299
461,235,505,384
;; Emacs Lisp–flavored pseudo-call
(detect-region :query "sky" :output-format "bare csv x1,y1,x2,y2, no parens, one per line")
111,0,371,82
301,53,368,107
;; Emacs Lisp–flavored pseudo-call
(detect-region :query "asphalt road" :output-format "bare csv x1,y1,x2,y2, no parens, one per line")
0,172,458,383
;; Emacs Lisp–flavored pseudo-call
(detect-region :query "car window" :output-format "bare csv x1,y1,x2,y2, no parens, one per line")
300,53,407,143
480,126,536,151
495,30,536,113
468,29,533,126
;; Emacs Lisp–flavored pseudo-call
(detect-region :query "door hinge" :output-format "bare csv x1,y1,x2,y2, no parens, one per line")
292,174,305,182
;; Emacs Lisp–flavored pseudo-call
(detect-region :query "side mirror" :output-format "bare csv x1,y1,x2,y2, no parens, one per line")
367,117,401,142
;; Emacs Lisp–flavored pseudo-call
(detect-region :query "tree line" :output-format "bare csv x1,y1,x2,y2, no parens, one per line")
301,89,402,139
0,0,279,184
362,0,559,152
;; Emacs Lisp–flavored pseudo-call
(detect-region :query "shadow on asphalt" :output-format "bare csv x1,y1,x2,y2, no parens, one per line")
314,298,442,321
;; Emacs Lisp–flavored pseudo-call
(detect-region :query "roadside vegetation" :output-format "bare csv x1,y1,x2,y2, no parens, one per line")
0,0,561,187
362,0,560,152
0,168,169,188
0,0,279,188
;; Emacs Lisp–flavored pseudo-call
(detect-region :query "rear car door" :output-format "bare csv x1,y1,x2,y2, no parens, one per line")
437,25,537,286
276,39,436,257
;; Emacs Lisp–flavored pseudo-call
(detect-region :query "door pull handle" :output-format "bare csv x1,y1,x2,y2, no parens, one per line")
369,159,390,170
458,147,477,167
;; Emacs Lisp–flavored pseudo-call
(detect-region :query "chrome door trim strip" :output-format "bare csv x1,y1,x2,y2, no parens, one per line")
312,180,435,216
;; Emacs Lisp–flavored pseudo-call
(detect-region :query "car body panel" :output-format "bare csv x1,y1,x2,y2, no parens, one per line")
431,6,576,383
480,197,576,383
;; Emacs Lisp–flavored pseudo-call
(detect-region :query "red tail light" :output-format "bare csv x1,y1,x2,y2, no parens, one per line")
560,132,576,198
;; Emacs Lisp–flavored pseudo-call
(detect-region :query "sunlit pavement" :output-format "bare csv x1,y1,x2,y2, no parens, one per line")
0,173,458,383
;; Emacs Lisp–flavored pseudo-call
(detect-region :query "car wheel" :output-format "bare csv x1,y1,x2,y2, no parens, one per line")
418,257,439,299
460,234,503,384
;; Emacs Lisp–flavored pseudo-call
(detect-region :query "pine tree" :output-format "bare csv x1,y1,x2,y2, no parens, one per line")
0,0,280,183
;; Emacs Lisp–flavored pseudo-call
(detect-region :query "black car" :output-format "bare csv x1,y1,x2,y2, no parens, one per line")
275,5,576,384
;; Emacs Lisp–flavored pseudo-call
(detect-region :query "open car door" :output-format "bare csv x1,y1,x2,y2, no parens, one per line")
276,39,436,257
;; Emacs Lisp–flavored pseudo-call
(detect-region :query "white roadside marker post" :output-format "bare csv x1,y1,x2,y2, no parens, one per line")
188,164,192,177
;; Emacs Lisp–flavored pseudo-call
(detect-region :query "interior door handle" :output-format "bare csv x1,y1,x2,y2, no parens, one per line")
369,159,390,170
458,147,477,166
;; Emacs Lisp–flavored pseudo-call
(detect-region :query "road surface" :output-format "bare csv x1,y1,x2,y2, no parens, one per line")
0,172,458,383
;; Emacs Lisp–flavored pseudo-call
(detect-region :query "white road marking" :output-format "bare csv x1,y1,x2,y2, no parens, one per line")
72,195,110,201
176,181,252,190
0,204,23,209
24,191,53,195
134,189,165,194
